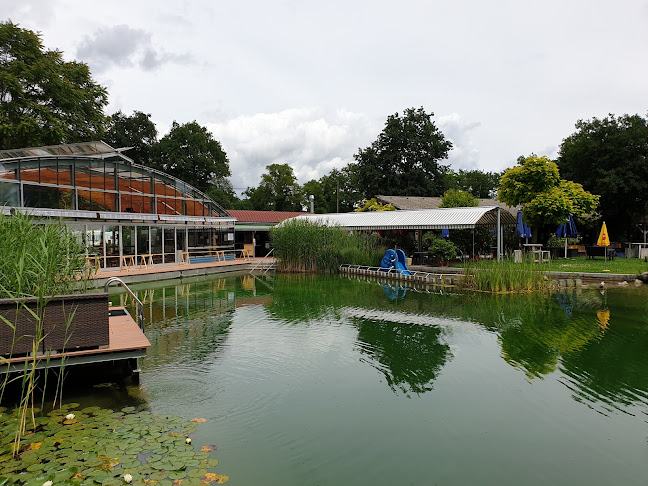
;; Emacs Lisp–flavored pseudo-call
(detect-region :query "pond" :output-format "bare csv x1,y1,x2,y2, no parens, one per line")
67,274,648,484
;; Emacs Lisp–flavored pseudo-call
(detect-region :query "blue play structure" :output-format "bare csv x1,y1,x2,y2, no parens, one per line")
380,249,411,275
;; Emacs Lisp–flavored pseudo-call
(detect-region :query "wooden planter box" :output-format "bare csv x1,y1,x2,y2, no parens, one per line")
0,293,109,357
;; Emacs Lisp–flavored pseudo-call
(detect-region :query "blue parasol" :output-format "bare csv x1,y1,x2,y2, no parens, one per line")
556,215,578,238
556,215,578,257
516,211,531,240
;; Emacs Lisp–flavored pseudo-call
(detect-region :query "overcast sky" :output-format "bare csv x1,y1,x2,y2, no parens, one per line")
4,0,647,193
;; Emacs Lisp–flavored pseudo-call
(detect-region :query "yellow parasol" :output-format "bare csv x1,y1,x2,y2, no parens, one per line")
597,221,610,270
597,221,609,246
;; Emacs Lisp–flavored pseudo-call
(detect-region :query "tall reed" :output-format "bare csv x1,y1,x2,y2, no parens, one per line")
464,257,549,293
0,212,88,456
270,219,386,273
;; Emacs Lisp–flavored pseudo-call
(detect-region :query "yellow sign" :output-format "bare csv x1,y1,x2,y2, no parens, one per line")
597,221,610,247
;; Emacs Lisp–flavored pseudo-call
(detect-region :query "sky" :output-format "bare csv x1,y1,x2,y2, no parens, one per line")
3,0,647,194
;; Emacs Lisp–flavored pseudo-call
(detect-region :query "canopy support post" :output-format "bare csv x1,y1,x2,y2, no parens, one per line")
497,207,501,262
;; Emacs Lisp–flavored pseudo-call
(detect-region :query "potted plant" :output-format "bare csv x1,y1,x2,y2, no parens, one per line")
423,233,458,266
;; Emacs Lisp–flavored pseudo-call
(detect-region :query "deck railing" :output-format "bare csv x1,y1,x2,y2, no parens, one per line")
104,277,144,331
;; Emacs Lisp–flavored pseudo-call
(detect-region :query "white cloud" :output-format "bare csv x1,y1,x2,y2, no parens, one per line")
0,0,55,26
206,107,378,192
437,113,482,171
76,24,188,73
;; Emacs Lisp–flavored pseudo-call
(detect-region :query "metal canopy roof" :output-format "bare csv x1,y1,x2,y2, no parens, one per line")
288,206,517,230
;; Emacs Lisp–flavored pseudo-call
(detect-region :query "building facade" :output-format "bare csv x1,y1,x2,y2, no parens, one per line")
0,142,235,268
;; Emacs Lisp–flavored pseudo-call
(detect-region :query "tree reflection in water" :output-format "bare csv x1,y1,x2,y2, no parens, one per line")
353,316,452,396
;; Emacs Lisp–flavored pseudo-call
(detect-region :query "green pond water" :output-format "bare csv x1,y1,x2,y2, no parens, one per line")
67,274,648,484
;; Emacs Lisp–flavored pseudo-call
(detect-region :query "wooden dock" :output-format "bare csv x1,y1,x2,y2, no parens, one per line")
1,307,150,373
90,258,269,287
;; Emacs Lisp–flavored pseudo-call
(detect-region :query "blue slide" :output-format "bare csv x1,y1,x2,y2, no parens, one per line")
380,249,411,275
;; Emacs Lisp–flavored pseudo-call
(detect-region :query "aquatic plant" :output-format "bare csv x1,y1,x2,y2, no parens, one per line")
0,212,92,299
0,403,228,485
464,258,549,293
0,212,93,455
270,219,385,273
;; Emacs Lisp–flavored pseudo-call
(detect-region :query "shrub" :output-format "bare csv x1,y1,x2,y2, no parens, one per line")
422,232,458,262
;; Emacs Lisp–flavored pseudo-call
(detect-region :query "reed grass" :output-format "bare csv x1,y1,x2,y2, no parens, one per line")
0,211,89,456
0,212,91,298
270,219,386,273
464,257,549,293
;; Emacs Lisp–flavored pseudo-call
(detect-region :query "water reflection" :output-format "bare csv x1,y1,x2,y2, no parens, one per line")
340,275,648,413
381,283,407,301
120,278,240,367
491,292,605,379
559,290,648,413
353,316,452,396
120,274,648,415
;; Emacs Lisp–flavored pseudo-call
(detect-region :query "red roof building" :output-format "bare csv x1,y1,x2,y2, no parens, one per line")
225,210,312,257
226,210,308,224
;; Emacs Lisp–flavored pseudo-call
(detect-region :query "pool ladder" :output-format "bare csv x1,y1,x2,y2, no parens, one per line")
104,276,145,331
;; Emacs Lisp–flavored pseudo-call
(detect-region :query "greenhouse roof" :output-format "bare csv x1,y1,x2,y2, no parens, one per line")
286,206,517,230
0,141,130,161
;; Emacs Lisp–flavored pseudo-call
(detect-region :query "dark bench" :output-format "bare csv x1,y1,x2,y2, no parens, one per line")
585,246,616,260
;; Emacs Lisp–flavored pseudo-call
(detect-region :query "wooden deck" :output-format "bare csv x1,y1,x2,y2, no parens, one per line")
90,258,271,287
2,307,150,373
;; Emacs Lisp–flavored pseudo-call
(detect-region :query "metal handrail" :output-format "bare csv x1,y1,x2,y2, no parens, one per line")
104,277,145,331
249,248,276,274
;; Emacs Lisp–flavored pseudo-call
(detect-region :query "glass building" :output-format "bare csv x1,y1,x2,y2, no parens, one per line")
0,141,236,268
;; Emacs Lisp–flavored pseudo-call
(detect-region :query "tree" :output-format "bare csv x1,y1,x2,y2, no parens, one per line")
499,155,599,228
349,107,452,199
557,114,648,239
302,179,324,213
152,121,230,194
243,163,303,211
104,110,157,166
206,176,238,209
354,198,396,212
302,168,363,213
440,189,478,208
0,22,108,149
446,169,501,198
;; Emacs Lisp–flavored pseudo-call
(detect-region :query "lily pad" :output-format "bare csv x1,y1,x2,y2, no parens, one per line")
0,404,227,485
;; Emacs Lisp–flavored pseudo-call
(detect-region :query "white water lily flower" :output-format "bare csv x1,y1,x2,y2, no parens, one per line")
186,437,192,444
65,413,75,420
123,474,133,483
43,481,53,486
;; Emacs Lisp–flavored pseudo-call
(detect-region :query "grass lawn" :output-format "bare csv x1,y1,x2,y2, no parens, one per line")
456,255,648,275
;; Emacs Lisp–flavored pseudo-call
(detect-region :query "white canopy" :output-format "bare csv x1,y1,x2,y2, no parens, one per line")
287,206,517,231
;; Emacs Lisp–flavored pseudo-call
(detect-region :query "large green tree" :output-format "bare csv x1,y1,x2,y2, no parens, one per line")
557,114,648,239
243,163,303,211
350,107,452,199
302,167,362,213
446,169,501,198
498,155,599,228
104,110,157,166
152,121,230,194
0,22,108,149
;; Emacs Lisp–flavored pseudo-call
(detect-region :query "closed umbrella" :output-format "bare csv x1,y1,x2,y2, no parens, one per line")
556,215,578,258
516,211,531,243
